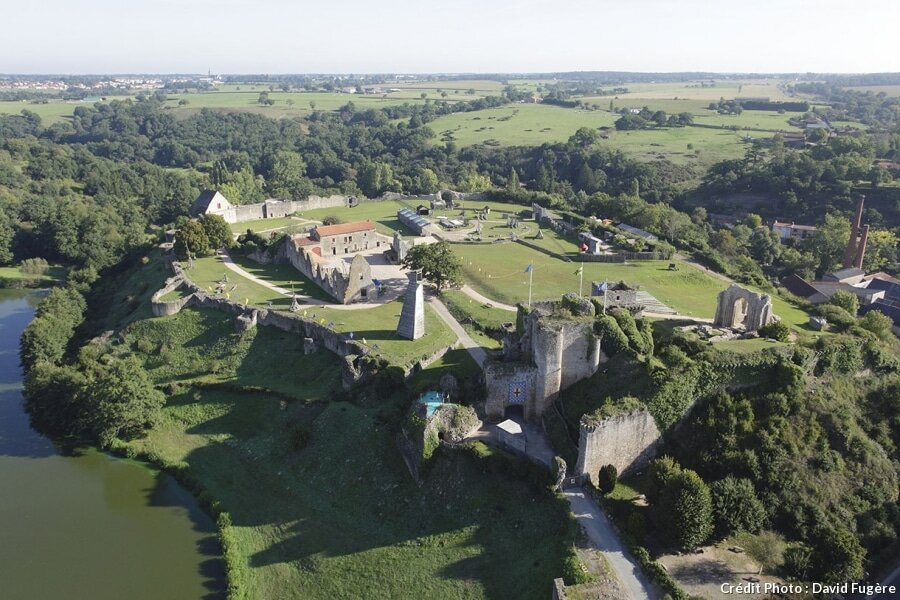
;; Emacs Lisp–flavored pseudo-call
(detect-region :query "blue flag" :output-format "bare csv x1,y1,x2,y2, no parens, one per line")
524,263,533,273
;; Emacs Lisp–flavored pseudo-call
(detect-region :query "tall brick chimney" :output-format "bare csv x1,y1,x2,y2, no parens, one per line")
842,195,865,268
854,224,869,269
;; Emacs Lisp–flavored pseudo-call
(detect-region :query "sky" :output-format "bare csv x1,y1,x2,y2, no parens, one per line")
2,0,898,74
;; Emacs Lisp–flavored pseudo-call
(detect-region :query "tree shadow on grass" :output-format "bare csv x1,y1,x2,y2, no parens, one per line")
176,399,571,600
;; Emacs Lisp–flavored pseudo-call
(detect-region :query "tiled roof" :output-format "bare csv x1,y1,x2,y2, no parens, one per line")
314,221,376,237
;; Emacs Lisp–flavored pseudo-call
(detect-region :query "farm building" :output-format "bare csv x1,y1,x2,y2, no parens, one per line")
397,208,429,235
617,223,658,242
311,221,379,257
771,220,817,243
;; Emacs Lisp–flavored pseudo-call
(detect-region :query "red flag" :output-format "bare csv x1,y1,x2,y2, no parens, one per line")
579,243,588,252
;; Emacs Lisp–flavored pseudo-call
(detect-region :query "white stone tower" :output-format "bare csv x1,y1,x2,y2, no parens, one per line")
397,271,425,340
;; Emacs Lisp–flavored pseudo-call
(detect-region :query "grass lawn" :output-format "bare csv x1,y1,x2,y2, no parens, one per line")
0,264,67,287
185,255,459,368
294,200,420,236
453,241,724,318
229,217,308,234
304,300,459,368
440,289,514,330
186,254,294,309
452,241,810,328
227,252,332,302
120,307,572,599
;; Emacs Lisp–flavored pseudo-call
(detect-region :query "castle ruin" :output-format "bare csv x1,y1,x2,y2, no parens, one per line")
713,284,776,331
484,295,603,421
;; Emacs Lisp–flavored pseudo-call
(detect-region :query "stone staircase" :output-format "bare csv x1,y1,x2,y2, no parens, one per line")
635,291,677,314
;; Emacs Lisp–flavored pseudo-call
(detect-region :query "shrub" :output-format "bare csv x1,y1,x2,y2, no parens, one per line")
813,304,855,330
321,215,343,226
598,464,618,495
858,310,893,340
654,468,713,551
809,525,866,584
782,544,812,580
710,476,766,537
829,289,860,316
758,320,791,342
561,550,594,585
647,455,681,504
594,314,630,357
288,423,311,451
20,257,49,275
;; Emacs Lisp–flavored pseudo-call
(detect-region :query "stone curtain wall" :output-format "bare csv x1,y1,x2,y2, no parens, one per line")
575,409,661,484
221,195,356,224
151,260,452,383
150,276,195,317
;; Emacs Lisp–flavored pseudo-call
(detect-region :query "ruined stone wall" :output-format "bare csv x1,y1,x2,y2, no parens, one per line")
575,409,661,484
282,238,375,304
156,261,447,385
150,276,195,317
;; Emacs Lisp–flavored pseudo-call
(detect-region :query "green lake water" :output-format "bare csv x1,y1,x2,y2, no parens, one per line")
0,289,224,600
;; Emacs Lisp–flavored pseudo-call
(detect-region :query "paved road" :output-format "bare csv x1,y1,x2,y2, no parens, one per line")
562,487,658,600
426,294,488,367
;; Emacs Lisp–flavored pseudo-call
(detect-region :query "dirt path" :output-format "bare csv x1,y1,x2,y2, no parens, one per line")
562,487,659,600
426,294,487,367
458,285,518,312
218,251,403,310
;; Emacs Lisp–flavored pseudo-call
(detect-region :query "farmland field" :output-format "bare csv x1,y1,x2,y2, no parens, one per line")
599,79,798,101
430,104,617,147
844,85,900,97
0,98,120,123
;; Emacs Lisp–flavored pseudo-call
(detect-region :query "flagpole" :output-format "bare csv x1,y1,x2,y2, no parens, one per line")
528,262,533,309
579,267,584,297
603,279,608,314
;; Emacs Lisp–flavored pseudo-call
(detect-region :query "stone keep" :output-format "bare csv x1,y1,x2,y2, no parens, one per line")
485,298,602,421
713,283,776,331
397,271,425,340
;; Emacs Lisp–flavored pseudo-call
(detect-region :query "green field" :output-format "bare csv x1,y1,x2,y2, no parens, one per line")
0,98,116,123
0,85,489,124
161,88,480,120
427,104,766,165
602,79,798,102
119,307,571,599
229,216,309,234
430,104,618,147
451,240,810,328
692,110,805,131
293,200,419,236
0,264,66,286
185,254,458,368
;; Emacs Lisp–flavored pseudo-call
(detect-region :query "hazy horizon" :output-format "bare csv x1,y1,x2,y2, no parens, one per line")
2,0,898,74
